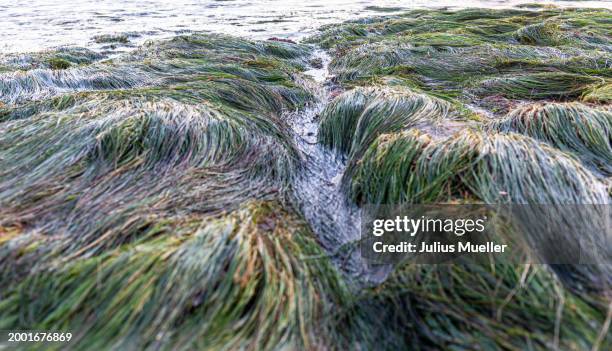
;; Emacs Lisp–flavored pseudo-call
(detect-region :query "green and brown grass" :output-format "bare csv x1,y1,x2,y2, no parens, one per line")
313,6,611,349
0,6,611,350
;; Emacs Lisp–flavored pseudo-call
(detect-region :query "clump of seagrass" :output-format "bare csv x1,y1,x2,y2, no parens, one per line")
476,72,603,100
0,47,104,72
326,41,414,82
348,129,609,205
311,6,611,113
46,57,72,70
514,21,565,46
0,66,149,105
345,129,472,204
350,262,611,350
0,33,314,275
463,132,608,205
318,86,452,159
0,202,348,350
93,33,130,44
583,83,612,104
0,32,366,350
0,34,312,106
347,129,610,293
2,7,612,350
308,7,612,349
491,102,612,175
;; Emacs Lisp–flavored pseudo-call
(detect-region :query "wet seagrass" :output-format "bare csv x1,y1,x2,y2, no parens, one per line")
1,6,611,351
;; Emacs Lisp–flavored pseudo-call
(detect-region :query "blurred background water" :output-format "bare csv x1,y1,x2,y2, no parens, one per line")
1,0,611,54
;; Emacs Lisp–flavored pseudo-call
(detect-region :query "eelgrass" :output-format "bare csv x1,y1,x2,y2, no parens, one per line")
9,201,606,350
476,72,604,100
347,130,609,205
345,129,472,204
316,7,612,349
583,83,612,104
351,262,611,350
0,33,356,350
1,7,611,350
318,86,452,158
0,34,312,106
491,102,612,174
0,66,148,105
0,47,104,72
0,34,314,264
346,129,611,294
0,201,348,350
311,6,611,116
514,21,565,46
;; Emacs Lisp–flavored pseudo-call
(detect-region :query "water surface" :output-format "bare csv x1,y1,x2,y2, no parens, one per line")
2,0,611,54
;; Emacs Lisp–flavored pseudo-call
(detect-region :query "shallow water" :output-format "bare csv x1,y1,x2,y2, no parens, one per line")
2,0,611,54
288,50,392,282
288,52,358,267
